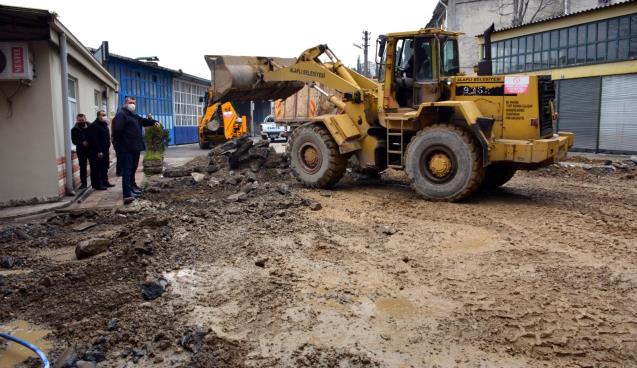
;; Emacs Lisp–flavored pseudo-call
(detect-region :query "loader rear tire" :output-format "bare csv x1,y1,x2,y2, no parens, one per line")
481,164,517,189
289,124,347,188
405,124,484,202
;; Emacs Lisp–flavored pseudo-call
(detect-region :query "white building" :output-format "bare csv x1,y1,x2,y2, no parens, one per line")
0,5,118,206
426,0,621,75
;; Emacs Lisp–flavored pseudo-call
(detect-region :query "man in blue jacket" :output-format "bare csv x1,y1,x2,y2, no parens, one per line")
112,96,160,204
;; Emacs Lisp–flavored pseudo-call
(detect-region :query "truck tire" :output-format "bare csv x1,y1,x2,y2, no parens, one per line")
481,164,517,189
405,124,484,202
289,123,347,188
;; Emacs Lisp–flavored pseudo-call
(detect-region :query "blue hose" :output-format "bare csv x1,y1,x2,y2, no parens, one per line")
0,332,50,368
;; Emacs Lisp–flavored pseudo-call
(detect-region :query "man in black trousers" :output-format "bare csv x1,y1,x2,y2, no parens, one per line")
71,113,90,189
87,110,114,189
112,96,160,204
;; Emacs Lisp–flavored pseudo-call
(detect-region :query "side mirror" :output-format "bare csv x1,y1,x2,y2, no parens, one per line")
377,36,387,59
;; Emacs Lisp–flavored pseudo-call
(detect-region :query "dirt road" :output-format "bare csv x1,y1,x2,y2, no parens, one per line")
1,154,636,367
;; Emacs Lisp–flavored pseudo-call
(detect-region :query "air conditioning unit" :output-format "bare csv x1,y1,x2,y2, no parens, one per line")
0,43,34,81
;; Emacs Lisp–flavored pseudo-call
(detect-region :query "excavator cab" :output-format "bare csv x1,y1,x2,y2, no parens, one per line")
378,30,460,109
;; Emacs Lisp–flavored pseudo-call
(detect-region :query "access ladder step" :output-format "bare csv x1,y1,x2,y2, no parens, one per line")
387,150,403,154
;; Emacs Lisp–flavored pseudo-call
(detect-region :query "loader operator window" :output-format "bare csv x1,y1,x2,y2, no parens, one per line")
441,38,460,76
414,38,433,81
396,39,415,78
395,38,415,107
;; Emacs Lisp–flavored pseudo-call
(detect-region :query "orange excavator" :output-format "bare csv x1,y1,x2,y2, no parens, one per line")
197,91,247,149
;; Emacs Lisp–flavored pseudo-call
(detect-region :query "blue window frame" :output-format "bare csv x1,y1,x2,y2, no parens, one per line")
491,12,637,74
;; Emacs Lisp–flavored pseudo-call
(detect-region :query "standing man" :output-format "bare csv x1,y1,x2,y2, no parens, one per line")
71,113,90,189
112,96,160,204
87,110,114,189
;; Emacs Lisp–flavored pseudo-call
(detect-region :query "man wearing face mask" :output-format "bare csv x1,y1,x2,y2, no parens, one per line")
112,96,160,204
71,113,90,189
87,110,113,190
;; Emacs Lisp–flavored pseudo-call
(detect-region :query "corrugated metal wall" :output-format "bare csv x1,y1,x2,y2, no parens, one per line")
599,74,637,153
107,60,175,144
557,77,601,151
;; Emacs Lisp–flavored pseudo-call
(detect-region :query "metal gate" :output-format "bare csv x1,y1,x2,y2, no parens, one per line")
599,74,637,154
557,77,601,151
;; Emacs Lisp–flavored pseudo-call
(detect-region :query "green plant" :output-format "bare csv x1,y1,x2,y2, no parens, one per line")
144,126,170,153
143,150,163,162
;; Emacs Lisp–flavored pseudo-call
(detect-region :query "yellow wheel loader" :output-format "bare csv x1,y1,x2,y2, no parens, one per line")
204,28,574,201
197,92,247,149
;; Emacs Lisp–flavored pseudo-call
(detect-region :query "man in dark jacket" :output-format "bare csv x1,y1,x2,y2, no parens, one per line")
87,110,113,190
71,113,90,189
112,96,160,204
111,117,123,177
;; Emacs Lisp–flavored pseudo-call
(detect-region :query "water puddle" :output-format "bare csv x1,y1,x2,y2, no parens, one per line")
0,320,51,368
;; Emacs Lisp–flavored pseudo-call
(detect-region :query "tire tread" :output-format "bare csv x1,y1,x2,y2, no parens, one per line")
289,124,347,188
406,124,484,202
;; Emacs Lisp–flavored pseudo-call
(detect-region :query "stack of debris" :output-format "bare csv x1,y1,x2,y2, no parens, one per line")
208,136,286,172
162,137,287,181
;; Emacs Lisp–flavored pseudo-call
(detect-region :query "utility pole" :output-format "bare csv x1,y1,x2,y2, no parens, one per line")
362,31,370,77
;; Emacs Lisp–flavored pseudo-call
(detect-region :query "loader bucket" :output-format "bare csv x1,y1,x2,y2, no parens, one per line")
205,55,305,103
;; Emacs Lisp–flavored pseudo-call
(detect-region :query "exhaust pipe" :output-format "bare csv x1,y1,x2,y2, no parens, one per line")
477,23,495,76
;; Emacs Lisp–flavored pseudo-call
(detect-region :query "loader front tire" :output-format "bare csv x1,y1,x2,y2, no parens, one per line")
405,124,484,202
289,124,347,188
480,164,517,190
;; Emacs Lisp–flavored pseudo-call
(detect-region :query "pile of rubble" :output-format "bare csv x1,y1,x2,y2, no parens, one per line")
161,137,286,179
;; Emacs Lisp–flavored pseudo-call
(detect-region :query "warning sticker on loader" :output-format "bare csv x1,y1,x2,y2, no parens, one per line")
504,76,530,95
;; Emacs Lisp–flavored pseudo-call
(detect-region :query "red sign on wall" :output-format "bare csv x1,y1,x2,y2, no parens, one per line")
11,47,24,73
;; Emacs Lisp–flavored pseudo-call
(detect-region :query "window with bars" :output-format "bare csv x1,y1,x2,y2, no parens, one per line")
491,13,637,74
173,80,208,126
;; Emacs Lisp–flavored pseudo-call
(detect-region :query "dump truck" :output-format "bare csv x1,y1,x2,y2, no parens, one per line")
272,83,337,124
204,28,573,201
197,91,247,149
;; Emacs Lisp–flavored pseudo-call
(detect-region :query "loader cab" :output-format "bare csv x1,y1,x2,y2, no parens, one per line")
378,30,461,110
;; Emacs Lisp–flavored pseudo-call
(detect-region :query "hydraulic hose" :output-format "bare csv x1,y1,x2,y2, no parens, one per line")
0,332,50,368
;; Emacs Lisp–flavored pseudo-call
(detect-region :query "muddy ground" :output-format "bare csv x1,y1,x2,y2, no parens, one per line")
1,152,636,368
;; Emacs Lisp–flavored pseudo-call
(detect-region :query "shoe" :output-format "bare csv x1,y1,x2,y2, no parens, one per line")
78,184,87,189
132,189,142,196
123,197,135,205
104,182,116,188
93,186,107,191
132,184,142,191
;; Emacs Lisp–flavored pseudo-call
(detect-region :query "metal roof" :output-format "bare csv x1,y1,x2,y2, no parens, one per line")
486,0,637,35
0,4,51,41
0,4,117,88
105,51,210,85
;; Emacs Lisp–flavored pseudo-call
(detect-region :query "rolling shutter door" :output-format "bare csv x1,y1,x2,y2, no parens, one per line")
557,77,601,151
598,74,637,153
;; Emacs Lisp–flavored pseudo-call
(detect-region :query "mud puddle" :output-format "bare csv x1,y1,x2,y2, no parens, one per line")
0,320,51,368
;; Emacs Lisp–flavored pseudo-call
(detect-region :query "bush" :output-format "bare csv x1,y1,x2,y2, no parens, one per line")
144,126,170,153
143,150,163,162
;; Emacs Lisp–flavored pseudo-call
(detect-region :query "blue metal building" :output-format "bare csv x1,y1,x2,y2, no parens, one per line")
93,42,273,144
93,41,210,145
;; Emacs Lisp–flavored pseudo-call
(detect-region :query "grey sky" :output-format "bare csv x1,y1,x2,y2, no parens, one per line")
8,0,436,80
